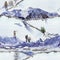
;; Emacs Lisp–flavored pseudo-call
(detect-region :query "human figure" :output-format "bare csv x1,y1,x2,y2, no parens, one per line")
28,37,31,43
25,35,28,42
25,35,31,43
4,1,8,10
13,31,16,39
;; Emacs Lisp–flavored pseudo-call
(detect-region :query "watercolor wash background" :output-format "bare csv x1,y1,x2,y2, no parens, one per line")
0,0,60,60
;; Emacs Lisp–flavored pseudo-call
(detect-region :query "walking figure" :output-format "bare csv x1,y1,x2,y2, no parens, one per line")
25,35,28,42
25,35,31,43
4,1,8,10
28,37,31,43
13,31,16,39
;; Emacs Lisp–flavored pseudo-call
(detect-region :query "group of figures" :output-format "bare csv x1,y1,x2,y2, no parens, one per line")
13,30,31,43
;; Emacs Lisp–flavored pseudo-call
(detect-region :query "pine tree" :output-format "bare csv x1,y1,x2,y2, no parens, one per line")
40,27,46,35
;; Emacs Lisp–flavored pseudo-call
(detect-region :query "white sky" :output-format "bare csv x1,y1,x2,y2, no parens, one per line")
0,0,60,12
20,0,60,12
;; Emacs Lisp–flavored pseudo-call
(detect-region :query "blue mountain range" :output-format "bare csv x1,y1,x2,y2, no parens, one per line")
0,7,60,49
0,37,22,49
44,35,60,47
0,7,59,20
0,34,60,49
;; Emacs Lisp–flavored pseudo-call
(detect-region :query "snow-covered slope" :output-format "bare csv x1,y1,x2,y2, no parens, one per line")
21,34,60,48
0,36,23,49
0,34,60,49
44,35,60,48
26,7,59,20
0,7,59,20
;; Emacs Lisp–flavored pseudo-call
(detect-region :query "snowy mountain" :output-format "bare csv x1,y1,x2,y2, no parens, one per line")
0,34,60,49
20,34,60,48
0,36,23,49
44,35,60,47
21,34,60,48
0,7,59,20
26,7,59,19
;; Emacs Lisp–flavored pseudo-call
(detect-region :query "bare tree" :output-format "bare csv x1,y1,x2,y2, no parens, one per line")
24,22,46,35
8,0,24,10
15,0,24,6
